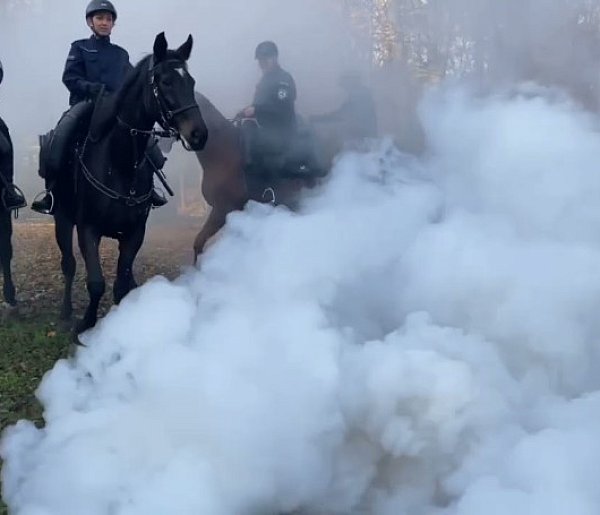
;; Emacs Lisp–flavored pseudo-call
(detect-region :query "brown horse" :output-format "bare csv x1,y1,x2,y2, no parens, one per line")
192,92,324,259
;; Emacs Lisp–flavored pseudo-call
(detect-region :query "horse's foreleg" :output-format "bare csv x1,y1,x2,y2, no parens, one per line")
193,204,235,262
76,224,104,333
54,211,76,320
0,213,16,306
114,225,146,305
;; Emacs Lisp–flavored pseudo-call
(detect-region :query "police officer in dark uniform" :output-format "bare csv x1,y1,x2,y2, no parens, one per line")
0,58,27,211
32,0,166,214
62,1,131,107
239,41,297,169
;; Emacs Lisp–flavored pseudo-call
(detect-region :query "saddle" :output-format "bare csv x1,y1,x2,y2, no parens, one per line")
240,117,325,181
39,92,166,180
38,101,94,179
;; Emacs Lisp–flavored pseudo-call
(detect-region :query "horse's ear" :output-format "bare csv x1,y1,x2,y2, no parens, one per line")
153,32,168,62
176,35,193,61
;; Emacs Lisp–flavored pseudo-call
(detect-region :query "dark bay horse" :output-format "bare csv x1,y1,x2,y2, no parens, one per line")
54,33,207,333
192,93,325,259
0,116,16,306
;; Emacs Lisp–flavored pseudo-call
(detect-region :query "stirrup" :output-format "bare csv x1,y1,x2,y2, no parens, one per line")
31,190,55,214
262,187,276,205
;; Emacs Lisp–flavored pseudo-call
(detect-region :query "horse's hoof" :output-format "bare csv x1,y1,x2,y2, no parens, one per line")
75,318,95,335
67,339,86,357
3,287,16,307
71,334,87,347
1,299,17,309
1,301,18,320
192,248,201,266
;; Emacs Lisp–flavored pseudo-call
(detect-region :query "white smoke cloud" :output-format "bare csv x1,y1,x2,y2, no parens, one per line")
3,86,600,514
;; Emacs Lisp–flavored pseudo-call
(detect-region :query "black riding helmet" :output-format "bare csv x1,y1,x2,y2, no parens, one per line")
255,41,278,60
86,0,117,20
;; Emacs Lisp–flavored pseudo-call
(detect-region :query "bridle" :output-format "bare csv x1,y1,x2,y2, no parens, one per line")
147,56,200,150
116,56,201,148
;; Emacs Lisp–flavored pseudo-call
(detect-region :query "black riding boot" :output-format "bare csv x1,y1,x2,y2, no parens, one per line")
32,137,54,215
32,103,94,215
2,183,26,211
151,188,167,208
31,131,56,214
0,125,25,210
31,190,54,214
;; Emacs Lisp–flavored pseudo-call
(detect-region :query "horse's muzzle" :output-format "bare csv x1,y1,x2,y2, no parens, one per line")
186,127,208,151
177,109,208,151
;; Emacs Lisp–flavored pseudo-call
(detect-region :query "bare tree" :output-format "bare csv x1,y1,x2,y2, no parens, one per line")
343,0,600,108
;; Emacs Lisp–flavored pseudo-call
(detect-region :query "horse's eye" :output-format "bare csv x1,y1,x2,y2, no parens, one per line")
162,77,173,87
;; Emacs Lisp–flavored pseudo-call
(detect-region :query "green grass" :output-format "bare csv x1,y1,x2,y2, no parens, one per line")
0,316,73,514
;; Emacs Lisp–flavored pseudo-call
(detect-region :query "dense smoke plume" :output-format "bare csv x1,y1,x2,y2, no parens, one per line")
5,85,600,514
4,2,600,514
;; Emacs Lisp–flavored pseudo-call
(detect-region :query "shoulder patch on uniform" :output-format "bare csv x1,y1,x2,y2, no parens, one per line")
277,87,289,100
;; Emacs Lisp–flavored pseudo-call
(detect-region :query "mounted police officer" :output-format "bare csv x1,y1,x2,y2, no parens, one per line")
0,58,27,211
239,41,298,171
32,0,167,214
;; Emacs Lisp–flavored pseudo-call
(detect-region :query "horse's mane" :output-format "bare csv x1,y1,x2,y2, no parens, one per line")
87,56,151,140
91,51,183,137
114,55,152,112
115,50,185,112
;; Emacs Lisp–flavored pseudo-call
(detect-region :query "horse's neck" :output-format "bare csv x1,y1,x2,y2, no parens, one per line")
195,93,240,164
111,81,155,165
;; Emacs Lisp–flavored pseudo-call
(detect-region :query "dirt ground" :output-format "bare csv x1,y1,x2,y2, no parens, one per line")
3,216,203,321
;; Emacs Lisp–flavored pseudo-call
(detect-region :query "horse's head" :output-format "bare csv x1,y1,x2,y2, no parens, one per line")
149,32,208,151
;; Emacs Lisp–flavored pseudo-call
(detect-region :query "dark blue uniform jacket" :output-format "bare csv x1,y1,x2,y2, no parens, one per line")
62,36,131,106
